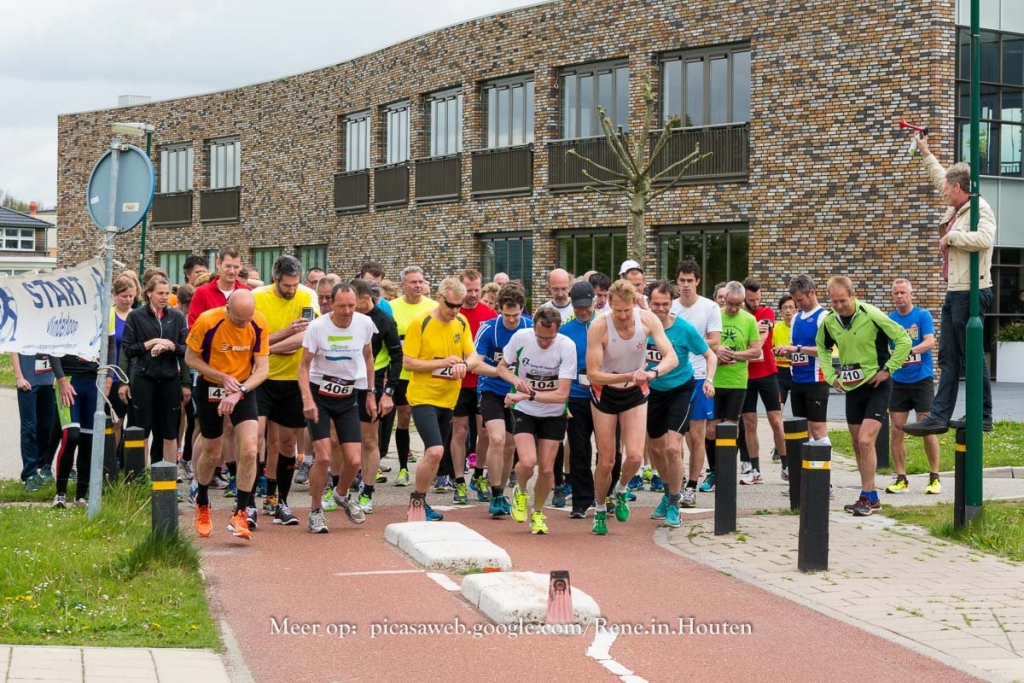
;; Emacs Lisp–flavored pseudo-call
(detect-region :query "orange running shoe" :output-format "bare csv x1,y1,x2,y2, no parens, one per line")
195,504,213,538
228,509,251,540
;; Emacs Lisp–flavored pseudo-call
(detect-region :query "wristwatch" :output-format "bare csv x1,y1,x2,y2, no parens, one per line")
796,345,802,353
652,368,660,378
529,390,537,401
239,385,248,395
383,386,395,396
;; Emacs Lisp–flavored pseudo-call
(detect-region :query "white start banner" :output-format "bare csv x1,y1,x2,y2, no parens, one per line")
0,258,106,359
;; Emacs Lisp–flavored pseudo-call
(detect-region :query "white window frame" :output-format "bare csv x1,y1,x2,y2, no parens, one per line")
344,111,371,172
384,102,411,165
2,228,35,251
209,137,241,189
426,88,463,157
159,143,194,194
483,75,535,148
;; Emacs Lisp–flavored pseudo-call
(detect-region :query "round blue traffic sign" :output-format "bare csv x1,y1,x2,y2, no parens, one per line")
86,143,155,232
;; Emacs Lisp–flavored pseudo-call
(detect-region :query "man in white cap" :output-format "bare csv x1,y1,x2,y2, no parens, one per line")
619,260,648,310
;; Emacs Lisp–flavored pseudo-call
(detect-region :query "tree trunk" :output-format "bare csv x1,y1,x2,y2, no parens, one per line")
630,190,647,266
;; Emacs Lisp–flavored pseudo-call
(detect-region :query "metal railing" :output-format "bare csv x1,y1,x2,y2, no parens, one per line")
333,170,369,213
547,137,626,191
471,145,533,198
151,191,192,225
199,187,240,223
374,163,409,208
649,122,749,183
415,155,461,203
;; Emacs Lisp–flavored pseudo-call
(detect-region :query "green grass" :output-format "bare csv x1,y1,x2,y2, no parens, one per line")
884,500,1024,562
0,353,13,388
828,421,1024,474
0,476,60,502
0,481,220,648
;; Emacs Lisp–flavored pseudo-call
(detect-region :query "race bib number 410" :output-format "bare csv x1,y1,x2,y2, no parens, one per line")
839,363,864,385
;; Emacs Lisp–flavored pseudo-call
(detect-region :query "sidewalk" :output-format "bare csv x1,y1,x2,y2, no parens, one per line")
664,511,1024,683
0,645,233,683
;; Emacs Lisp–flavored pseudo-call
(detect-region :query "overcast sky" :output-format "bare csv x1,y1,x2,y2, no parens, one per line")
0,0,541,210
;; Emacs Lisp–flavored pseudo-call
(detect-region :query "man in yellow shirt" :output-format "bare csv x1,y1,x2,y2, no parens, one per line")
252,255,318,526
403,277,483,521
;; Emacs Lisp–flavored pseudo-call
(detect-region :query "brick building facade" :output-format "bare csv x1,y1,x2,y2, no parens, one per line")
58,0,962,317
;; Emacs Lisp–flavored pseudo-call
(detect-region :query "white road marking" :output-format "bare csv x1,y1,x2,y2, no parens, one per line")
334,569,424,577
426,572,461,591
586,630,648,683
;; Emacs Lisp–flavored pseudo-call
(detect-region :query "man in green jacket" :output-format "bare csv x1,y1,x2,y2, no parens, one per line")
816,276,911,517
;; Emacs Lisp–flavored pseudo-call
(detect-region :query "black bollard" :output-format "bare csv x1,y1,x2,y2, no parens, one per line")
123,426,146,483
103,417,118,482
783,418,808,511
954,428,966,530
151,461,178,537
798,440,831,572
714,422,738,536
875,410,890,470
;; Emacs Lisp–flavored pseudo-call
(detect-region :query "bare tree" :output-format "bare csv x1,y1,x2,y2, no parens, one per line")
566,73,710,268
0,188,37,213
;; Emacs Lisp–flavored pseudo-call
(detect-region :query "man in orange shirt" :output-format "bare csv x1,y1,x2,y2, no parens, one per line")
185,290,269,540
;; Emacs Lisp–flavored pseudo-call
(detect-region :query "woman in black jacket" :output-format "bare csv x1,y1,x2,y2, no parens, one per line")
118,276,191,464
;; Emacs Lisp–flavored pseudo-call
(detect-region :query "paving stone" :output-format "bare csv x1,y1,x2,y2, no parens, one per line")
385,521,513,571
461,571,600,625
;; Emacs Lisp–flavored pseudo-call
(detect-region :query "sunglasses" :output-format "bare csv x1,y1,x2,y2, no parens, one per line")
441,298,464,309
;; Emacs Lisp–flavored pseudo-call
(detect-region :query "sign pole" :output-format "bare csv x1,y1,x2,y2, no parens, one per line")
965,0,983,521
87,138,122,520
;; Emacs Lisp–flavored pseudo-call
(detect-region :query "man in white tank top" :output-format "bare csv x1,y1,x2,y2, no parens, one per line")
585,279,677,536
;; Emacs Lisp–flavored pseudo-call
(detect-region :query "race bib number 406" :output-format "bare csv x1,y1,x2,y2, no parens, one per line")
319,375,355,397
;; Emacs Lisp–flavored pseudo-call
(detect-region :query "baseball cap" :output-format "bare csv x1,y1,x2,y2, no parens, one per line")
619,259,643,276
569,281,595,308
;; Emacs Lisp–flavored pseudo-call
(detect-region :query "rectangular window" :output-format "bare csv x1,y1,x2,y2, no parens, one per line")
661,44,751,127
251,247,284,281
159,144,194,194
561,61,629,138
157,250,190,285
658,223,749,296
384,101,411,165
556,229,627,279
209,137,241,189
427,88,463,157
956,27,1024,177
296,244,328,275
343,111,371,172
484,75,535,148
2,228,35,251
481,233,533,300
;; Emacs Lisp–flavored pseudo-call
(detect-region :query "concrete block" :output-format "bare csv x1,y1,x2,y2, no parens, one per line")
385,521,512,571
461,571,600,625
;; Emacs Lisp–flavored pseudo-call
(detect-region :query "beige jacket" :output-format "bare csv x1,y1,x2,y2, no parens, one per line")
923,154,995,291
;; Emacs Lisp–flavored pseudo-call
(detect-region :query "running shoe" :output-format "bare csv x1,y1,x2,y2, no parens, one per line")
224,477,237,498
591,511,608,535
471,475,491,501
467,452,477,469
699,471,716,492
740,461,753,475
374,469,388,484
308,509,328,534
628,491,637,502
52,493,67,509
642,465,654,483
295,459,311,486
488,496,505,518
188,480,199,507
38,466,54,481
75,498,88,508
500,495,512,516
681,488,697,509
349,472,362,492
651,495,671,520
569,509,586,519
263,494,278,515
453,481,469,505
649,474,665,493
68,468,77,481
563,482,572,498
246,506,259,530
664,504,681,529
378,463,392,473
605,497,615,515
771,447,781,462
511,485,529,523
340,493,367,524
508,471,518,488
614,491,630,522
274,502,299,526
627,474,644,491
255,474,268,497
395,468,411,487
358,493,374,513
530,511,549,535
844,497,881,514
781,467,789,482
194,504,212,537
182,460,194,481
176,459,186,483
23,476,40,493
407,452,418,464
829,485,835,500
885,477,909,494
925,478,942,495
209,474,229,490
437,475,455,492
740,470,764,485
322,488,339,512
851,497,876,517
552,485,567,508
424,502,444,522
228,510,251,539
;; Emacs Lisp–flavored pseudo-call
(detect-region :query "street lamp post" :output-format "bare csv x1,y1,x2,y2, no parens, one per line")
138,129,153,274
965,0,983,521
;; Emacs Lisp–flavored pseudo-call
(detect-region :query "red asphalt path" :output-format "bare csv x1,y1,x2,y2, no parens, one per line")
197,504,982,683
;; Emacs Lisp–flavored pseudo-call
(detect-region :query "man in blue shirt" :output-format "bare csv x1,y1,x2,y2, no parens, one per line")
474,283,532,517
645,281,717,522
886,278,940,495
